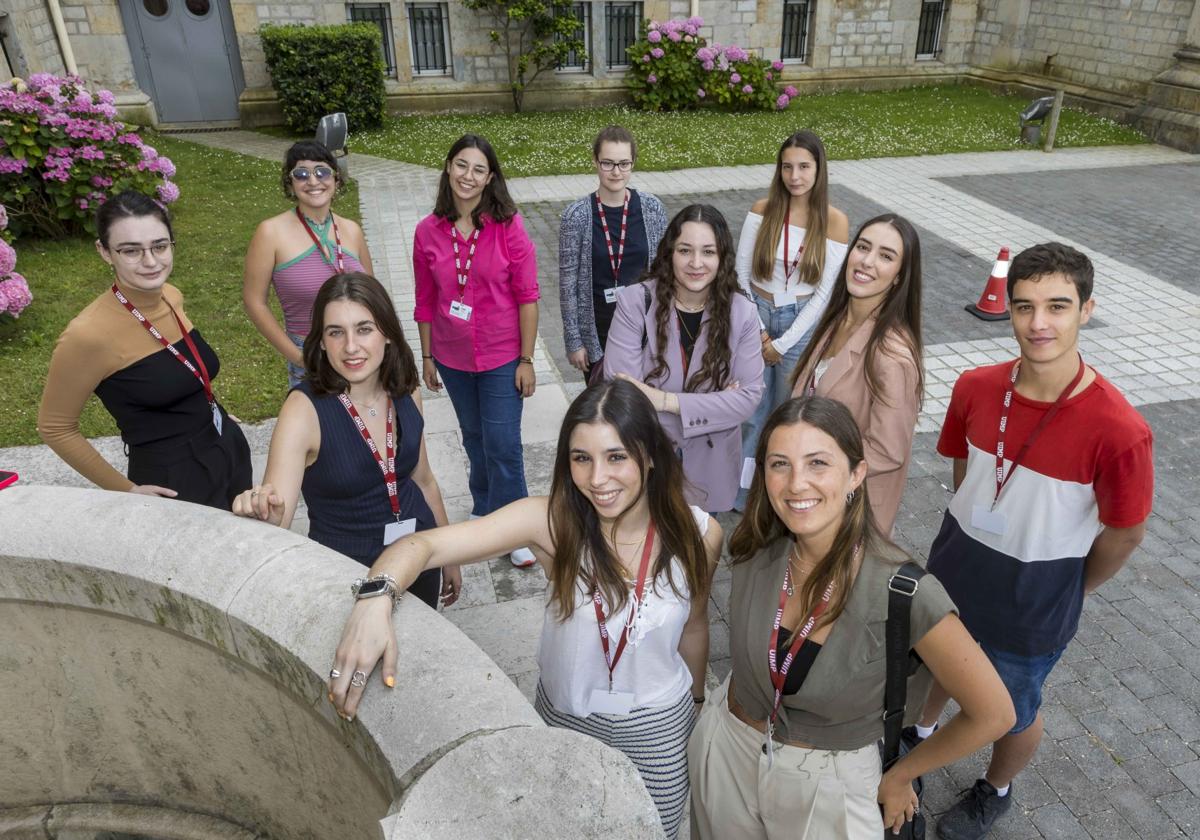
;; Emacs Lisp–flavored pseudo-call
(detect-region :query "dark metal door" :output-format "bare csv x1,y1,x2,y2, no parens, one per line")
122,0,244,123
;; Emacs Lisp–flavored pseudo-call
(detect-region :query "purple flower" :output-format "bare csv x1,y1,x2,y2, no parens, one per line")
684,24,697,36
742,84,754,94
776,94,791,109
647,29,662,43
0,157,27,175
90,175,113,188
0,273,32,316
651,47,665,58
0,204,7,230
697,88,706,98
683,34,694,42
0,240,15,275
668,30,682,42
157,181,181,204
642,54,651,62
784,85,798,97
772,60,785,71
687,16,704,28
702,60,714,71
730,72,741,83
0,285,8,315
77,198,89,211
646,74,658,84
97,89,115,105
724,45,749,62
765,71,773,80
648,20,659,30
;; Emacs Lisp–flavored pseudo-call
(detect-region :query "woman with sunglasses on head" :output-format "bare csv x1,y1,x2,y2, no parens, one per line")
244,140,373,387
328,379,722,839
413,134,541,568
734,130,849,510
38,190,252,509
603,204,764,514
232,272,457,610
688,396,1013,839
789,213,924,537
559,125,667,383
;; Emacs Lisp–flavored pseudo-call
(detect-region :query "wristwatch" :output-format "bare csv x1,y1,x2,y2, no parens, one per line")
351,573,399,602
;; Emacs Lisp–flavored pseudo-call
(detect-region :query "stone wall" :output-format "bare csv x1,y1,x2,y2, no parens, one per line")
1,0,67,78
0,485,664,840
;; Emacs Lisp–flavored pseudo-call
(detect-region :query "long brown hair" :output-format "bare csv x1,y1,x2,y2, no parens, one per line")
730,396,882,628
547,379,708,620
791,213,925,405
645,204,740,392
751,131,830,288
303,272,420,398
432,134,517,228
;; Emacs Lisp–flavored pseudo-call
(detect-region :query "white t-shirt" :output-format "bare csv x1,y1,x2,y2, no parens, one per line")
734,211,849,355
536,506,709,717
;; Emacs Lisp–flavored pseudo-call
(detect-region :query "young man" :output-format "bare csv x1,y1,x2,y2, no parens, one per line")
919,242,1154,840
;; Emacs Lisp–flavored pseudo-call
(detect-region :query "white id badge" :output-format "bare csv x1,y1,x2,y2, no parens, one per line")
971,505,1008,537
449,300,473,321
739,457,757,489
211,403,223,436
603,287,618,304
384,518,417,545
587,688,635,715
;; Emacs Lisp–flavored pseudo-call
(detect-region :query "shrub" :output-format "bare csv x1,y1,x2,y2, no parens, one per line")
261,23,386,133
0,74,178,240
627,18,791,112
0,205,32,322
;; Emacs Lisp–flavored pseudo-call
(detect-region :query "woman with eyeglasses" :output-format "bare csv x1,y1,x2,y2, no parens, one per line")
559,125,667,384
38,190,252,510
244,140,373,387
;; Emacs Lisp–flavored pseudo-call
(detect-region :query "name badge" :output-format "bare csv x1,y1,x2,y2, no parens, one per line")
603,287,618,304
449,300,473,321
384,518,417,546
739,457,757,490
587,688,635,716
971,504,1008,537
211,403,223,436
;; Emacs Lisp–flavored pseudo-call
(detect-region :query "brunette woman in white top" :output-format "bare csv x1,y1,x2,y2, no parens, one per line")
734,131,849,509
328,379,722,840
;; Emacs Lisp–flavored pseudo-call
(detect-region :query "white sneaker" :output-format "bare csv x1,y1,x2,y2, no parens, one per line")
510,547,536,568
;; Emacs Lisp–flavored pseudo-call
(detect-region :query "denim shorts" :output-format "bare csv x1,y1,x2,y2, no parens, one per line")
979,641,1066,734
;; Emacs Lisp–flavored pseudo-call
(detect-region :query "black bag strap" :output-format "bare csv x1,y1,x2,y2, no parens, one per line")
640,281,652,350
882,560,926,768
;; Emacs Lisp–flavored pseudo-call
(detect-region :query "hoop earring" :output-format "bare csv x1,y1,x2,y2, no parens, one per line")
845,489,855,507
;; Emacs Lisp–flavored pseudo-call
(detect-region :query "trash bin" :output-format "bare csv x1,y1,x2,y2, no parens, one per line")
316,112,350,179
1019,96,1055,145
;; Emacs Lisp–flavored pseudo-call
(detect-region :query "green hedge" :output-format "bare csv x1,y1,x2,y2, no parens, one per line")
261,23,386,133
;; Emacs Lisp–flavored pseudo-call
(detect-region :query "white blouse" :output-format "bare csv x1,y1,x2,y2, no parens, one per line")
536,506,709,717
734,211,849,355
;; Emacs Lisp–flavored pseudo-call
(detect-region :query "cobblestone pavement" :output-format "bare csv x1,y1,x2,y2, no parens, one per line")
5,134,1199,839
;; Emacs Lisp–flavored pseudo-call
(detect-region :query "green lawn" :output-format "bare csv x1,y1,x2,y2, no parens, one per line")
0,135,361,447
262,83,1148,177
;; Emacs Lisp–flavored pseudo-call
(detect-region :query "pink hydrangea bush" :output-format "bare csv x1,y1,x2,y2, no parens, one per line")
0,74,178,239
0,206,32,321
628,18,790,112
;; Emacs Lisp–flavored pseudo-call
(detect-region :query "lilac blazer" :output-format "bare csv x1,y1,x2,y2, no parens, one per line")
603,281,765,512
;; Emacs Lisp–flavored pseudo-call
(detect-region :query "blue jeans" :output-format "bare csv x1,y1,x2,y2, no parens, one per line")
734,292,817,509
436,358,528,516
287,331,306,389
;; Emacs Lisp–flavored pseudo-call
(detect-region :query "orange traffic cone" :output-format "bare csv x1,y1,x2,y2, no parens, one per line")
965,247,1011,321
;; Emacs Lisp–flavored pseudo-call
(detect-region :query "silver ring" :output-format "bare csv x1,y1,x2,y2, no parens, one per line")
350,670,367,687
329,668,341,679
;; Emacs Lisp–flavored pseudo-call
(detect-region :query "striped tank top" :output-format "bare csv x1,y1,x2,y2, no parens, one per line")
272,241,365,335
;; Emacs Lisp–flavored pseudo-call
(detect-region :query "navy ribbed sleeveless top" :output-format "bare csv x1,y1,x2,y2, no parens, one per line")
296,381,435,566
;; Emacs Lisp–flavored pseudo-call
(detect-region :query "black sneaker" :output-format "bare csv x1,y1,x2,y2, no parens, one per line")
936,779,1012,840
900,722,936,753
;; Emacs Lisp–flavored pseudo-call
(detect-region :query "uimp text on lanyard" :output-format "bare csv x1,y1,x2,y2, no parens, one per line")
596,190,630,304
111,284,222,434
448,224,481,322
296,208,345,272
588,521,656,715
336,394,416,545
764,550,843,767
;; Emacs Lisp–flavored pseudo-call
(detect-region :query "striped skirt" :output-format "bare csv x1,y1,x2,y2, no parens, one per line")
535,682,696,840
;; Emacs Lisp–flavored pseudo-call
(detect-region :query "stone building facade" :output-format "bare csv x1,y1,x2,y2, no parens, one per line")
5,0,1199,148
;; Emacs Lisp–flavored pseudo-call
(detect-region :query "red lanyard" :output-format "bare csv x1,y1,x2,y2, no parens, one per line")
994,354,1085,507
596,190,630,285
337,394,400,518
450,224,481,300
111,284,216,412
781,209,804,288
767,566,834,729
296,208,344,272
592,521,656,690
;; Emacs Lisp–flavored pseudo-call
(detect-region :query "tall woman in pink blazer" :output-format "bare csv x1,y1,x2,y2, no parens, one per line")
604,204,764,513
790,213,924,536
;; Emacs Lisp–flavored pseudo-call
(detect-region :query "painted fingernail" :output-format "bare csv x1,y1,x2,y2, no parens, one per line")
384,676,395,688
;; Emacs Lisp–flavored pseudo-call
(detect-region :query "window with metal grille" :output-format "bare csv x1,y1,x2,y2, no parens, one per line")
605,2,642,68
407,2,451,75
915,0,947,59
556,2,591,72
781,0,812,63
348,3,396,76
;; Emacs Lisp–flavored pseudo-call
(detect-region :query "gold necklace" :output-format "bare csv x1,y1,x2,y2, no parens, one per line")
675,299,707,313
785,545,813,597
676,308,702,343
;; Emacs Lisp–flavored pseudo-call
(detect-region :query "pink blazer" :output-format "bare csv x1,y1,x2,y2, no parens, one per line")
604,282,765,512
793,318,921,536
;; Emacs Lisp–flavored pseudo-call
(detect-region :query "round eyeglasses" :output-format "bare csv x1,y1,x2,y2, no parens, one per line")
290,165,335,182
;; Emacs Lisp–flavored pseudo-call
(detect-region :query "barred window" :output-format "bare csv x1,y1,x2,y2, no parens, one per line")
347,3,396,76
605,2,642,69
407,2,451,75
557,2,591,72
781,0,813,63
916,0,947,59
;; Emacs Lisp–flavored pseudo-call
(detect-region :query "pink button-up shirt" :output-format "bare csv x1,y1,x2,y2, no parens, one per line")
412,212,540,373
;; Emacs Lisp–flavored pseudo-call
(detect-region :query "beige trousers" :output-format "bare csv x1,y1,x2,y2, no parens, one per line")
687,676,885,840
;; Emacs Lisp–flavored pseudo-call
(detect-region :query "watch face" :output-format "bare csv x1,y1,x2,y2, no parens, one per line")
357,579,391,597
